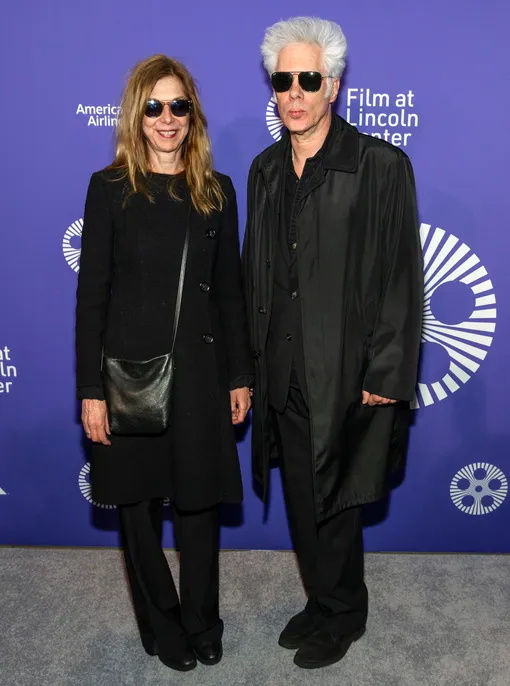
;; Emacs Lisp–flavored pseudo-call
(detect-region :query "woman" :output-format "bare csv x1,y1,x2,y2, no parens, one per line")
76,54,253,672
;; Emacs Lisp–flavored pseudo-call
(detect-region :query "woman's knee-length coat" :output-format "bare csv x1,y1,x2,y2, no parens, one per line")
76,170,253,508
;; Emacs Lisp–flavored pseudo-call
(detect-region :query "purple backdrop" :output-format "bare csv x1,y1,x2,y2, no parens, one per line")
1,1,509,551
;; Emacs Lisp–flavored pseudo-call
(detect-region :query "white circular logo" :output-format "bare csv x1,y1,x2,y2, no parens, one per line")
412,223,497,409
450,463,507,515
63,218,83,273
266,97,284,141
79,463,116,509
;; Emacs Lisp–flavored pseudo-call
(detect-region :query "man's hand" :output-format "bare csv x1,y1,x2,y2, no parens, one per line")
230,387,251,425
82,399,111,445
362,391,397,407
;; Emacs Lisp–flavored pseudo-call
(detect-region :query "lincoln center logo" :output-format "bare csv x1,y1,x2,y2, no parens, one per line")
412,224,497,409
450,463,507,515
79,463,116,509
0,345,16,394
266,97,285,141
63,219,83,273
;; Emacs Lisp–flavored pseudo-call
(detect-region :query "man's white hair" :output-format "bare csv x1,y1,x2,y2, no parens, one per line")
261,16,348,80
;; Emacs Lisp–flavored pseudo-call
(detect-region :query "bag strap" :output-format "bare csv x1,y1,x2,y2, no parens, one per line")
170,204,192,355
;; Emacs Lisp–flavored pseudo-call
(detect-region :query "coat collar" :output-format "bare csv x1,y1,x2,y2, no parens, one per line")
262,113,359,182
322,114,359,173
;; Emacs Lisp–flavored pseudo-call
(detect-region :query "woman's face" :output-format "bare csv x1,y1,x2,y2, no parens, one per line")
142,76,191,162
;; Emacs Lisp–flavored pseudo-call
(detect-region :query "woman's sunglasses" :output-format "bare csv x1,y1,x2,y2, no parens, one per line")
145,98,193,118
271,71,332,93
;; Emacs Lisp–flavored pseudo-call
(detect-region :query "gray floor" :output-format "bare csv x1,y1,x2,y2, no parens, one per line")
1,549,509,686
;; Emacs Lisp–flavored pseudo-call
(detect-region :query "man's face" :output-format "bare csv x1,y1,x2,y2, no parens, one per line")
274,42,339,137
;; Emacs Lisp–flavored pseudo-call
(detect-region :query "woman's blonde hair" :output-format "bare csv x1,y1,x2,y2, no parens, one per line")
109,54,224,215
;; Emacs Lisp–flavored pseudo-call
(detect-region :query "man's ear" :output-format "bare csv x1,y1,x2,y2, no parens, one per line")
329,78,340,104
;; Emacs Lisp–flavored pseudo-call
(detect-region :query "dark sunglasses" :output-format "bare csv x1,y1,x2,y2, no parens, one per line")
271,71,332,93
145,98,193,118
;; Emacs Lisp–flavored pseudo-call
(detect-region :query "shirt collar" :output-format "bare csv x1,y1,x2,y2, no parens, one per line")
286,115,335,173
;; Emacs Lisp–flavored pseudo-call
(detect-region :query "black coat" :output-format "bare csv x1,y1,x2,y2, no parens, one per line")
242,115,423,521
76,170,253,508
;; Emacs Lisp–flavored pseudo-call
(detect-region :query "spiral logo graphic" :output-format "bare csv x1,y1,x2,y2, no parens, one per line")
79,463,116,509
266,97,284,141
412,223,497,409
450,463,507,515
63,218,83,273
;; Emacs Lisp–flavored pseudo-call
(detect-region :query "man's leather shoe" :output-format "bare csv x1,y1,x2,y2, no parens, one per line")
294,626,365,669
278,610,318,649
158,647,197,672
194,639,223,665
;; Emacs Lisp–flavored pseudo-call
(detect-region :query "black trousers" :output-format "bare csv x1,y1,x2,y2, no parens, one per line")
272,385,368,635
118,499,223,654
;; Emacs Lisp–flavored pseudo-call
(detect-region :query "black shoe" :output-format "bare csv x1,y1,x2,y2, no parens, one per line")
294,626,365,669
278,610,318,650
158,647,197,672
194,639,223,666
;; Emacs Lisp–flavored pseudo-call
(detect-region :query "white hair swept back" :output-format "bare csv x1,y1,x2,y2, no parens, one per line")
261,16,348,78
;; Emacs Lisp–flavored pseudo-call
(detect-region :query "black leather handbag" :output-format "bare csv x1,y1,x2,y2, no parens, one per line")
102,209,191,436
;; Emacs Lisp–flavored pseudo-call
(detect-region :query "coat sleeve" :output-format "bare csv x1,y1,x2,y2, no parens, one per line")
362,153,423,402
75,172,114,390
214,177,254,389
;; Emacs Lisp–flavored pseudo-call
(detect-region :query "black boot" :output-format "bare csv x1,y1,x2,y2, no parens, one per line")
158,642,197,672
278,610,319,649
294,626,365,669
194,638,223,665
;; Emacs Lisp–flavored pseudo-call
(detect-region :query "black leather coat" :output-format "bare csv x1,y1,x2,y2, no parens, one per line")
242,114,423,521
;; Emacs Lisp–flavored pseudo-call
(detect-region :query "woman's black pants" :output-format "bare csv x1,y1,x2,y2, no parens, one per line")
118,499,223,655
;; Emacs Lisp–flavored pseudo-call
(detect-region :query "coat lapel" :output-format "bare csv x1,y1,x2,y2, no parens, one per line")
261,138,287,265
261,157,284,218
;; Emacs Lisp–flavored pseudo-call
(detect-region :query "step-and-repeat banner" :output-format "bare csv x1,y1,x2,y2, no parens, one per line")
1,1,509,551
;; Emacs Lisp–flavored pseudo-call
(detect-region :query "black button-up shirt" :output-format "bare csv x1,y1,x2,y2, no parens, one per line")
283,161,299,254
266,121,335,402
282,120,335,257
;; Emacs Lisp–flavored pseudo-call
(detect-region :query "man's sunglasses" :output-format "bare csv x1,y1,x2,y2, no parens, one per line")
145,98,193,118
271,71,332,93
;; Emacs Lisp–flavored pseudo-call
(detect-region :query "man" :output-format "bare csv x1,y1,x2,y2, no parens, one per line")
242,17,423,669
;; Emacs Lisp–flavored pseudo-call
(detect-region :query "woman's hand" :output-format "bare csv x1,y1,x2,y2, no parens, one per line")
82,399,112,445
230,387,251,425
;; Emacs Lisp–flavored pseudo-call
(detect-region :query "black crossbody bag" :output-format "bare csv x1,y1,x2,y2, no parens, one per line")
102,208,191,436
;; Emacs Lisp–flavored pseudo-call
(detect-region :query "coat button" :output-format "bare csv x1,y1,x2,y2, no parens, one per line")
266,259,271,268
199,282,211,292
291,290,298,299
258,306,267,314
286,334,292,341
253,350,261,358
206,229,217,238
203,334,214,344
